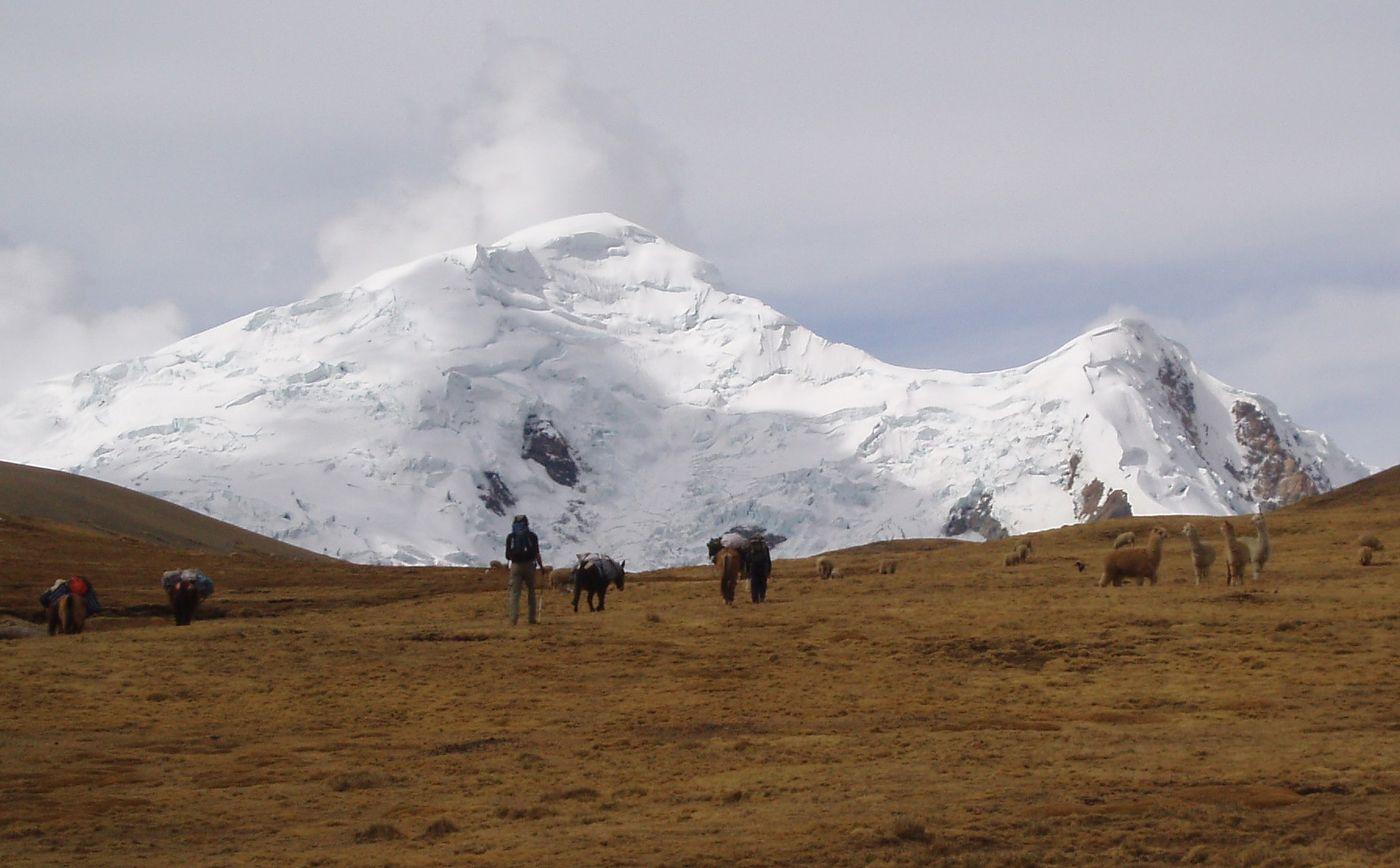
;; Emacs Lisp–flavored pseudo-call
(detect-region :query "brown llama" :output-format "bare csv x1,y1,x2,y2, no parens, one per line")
1359,546,1373,566
1220,521,1251,586
878,559,898,574
1181,523,1217,585
1098,527,1168,587
47,594,86,636
817,557,835,580
1355,533,1384,551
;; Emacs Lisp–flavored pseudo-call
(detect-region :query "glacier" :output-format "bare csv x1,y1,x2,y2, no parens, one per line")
0,213,1371,567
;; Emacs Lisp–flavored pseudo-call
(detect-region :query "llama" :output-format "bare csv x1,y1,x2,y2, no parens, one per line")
1098,527,1168,587
1359,546,1373,566
1244,514,1271,581
1112,532,1136,549
817,558,835,580
1004,550,1022,567
1355,533,1384,551
1016,542,1032,563
1181,523,1217,585
1220,521,1251,586
878,559,898,574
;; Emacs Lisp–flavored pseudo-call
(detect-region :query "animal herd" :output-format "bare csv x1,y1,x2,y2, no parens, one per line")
34,516,1386,638
998,513,1383,589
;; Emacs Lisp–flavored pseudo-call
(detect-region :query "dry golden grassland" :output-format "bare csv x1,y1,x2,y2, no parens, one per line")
1,473,1397,865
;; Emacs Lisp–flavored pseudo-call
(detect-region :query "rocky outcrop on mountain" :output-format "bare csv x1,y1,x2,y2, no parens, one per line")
477,471,515,517
1158,358,1201,448
1233,401,1327,507
944,490,1009,540
1076,479,1133,522
521,415,580,488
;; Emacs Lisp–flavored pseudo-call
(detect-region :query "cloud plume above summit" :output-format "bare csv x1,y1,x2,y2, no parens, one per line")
314,42,687,294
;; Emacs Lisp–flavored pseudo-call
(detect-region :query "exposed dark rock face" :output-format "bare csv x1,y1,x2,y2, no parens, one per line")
943,490,1008,540
725,525,788,549
1158,359,1201,448
1062,452,1082,491
1090,489,1133,521
521,415,580,487
477,471,515,517
1076,478,1133,522
1232,401,1327,506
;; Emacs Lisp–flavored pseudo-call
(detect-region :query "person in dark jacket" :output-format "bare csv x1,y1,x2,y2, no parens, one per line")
505,515,544,625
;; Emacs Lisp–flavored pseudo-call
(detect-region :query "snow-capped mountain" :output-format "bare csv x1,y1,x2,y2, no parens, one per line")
0,214,1371,566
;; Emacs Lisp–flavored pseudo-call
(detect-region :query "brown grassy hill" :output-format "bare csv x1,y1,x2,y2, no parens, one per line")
2,465,1395,864
0,460,324,559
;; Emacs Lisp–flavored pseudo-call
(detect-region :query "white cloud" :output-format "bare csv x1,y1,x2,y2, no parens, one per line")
314,41,687,294
0,244,186,399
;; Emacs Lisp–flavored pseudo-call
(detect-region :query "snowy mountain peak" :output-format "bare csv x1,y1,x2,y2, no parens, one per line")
493,211,661,251
0,215,1371,567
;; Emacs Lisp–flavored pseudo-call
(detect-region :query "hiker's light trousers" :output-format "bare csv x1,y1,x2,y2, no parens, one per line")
508,561,538,625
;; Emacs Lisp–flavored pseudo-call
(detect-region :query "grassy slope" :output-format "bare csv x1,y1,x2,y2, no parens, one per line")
0,460,324,560
0,469,1396,865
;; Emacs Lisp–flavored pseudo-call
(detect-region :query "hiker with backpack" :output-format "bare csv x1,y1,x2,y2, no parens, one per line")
505,515,544,626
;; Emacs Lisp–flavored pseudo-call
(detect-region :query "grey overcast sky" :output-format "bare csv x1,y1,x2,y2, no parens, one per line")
2,1,1398,466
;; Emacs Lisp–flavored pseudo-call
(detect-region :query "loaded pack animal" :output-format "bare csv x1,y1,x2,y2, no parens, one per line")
1220,521,1251,586
47,592,86,635
169,578,202,626
715,547,743,604
571,556,625,612
42,577,93,636
746,538,773,603
1181,523,1217,585
1098,526,1169,587
161,569,214,625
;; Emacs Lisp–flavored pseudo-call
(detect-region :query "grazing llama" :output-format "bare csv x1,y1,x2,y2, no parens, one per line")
817,558,835,580
1098,527,1168,587
1112,532,1136,549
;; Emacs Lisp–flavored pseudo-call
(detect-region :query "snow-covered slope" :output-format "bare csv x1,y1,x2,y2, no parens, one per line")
0,214,1371,566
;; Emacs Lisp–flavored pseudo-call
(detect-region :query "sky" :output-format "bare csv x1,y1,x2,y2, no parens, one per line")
2,1,1398,467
